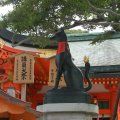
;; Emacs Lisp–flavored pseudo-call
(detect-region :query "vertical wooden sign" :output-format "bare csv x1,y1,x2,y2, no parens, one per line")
48,58,65,87
13,53,35,84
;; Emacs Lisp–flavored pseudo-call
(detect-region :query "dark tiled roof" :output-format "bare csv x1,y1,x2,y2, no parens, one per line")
78,65,120,79
1,29,120,47
67,32,120,42
0,28,34,46
0,29,57,48
81,65,120,73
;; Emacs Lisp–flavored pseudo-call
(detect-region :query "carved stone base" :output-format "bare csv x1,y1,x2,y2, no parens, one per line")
44,88,91,104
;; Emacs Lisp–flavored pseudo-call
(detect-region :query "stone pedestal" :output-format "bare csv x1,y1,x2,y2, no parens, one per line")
44,88,91,104
37,103,99,120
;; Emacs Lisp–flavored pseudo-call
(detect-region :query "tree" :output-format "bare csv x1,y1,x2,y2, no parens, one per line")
0,0,120,46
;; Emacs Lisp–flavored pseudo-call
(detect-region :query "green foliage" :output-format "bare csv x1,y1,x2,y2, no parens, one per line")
1,0,91,33
0,16,8,28
30,35,50,48
90,31,116,44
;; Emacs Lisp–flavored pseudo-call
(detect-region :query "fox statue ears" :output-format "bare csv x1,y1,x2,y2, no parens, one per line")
50,28,67,42
53,27,64,32
84,56,89,63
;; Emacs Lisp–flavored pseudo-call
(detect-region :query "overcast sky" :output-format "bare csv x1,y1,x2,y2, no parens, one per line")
0,5,13,16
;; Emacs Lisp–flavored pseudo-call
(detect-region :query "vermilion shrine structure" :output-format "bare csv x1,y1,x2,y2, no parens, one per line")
0,29,120,120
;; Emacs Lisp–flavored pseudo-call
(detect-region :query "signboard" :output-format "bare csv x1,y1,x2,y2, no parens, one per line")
13,53,35,83
48,58,65,87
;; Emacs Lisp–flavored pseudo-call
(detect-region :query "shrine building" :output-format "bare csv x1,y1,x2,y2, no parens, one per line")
0,29,120,120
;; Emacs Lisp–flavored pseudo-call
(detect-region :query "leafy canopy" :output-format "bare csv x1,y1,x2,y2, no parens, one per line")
0,0,120,46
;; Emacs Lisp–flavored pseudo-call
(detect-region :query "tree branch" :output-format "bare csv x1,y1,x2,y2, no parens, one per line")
86,0,120,17
12,19,120,47
11,32,17,46
63,21,120,30
12,38,30,47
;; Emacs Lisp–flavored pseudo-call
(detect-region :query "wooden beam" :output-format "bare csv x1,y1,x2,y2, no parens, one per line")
21,84,26,101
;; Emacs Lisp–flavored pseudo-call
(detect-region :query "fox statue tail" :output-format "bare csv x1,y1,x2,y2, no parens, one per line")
84,62,92,91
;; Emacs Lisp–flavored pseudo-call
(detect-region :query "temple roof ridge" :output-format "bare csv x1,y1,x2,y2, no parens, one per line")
0,88,42,117
0,88,31,107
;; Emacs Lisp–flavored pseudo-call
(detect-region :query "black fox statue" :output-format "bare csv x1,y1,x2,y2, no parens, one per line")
44,29,92,103
50,29,92,92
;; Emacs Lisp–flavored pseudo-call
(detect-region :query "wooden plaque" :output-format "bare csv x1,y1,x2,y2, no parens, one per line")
13,53,34,83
